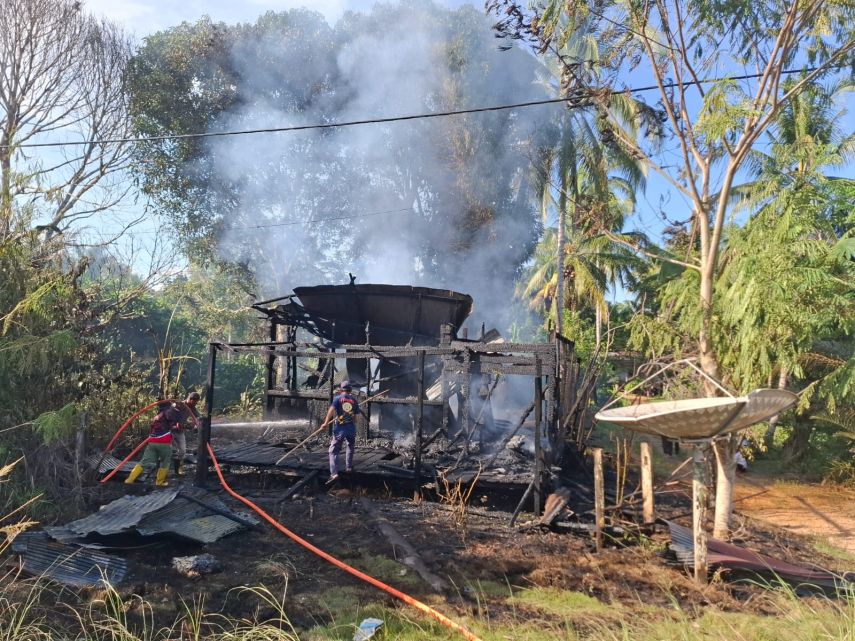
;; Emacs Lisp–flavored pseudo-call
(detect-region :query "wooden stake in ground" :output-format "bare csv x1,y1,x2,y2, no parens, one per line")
593,447,604,551
692,443,709,584
640,441,655,525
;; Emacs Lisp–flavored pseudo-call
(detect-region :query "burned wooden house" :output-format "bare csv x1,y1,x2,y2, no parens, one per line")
196,283,577,512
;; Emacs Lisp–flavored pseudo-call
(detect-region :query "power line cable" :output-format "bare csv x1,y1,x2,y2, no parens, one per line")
239,206,412,229
79,206,416,238
3,66,825,150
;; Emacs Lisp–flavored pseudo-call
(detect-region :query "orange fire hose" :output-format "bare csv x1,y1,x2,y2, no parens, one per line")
99,437,148,483
206,444,483,641
103,399,177,453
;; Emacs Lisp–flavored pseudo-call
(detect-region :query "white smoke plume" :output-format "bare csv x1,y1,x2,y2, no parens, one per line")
208,2,561,330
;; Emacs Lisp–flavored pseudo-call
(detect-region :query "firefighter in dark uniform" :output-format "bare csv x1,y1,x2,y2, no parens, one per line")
322,380,362,482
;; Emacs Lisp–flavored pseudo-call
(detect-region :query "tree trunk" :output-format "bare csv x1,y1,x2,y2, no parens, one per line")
699,263,737,540
556,203,565,334
594,304,602,351
0,130,12,239
763,367,788,449
784,419,813,459
698,266,720,396
712,435,737,540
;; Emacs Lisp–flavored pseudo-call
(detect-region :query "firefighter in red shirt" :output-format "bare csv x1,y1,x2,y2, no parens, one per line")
125,400,180,487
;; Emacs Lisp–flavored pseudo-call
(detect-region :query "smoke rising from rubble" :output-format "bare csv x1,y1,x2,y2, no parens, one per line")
210,2,559,331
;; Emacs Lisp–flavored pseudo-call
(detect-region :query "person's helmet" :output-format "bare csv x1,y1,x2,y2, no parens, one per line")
339,380,352,391
187,391,201,401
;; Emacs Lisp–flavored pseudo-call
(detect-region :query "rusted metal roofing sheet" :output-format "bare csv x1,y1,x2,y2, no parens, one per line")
12,532,128,588
668,521,854,588
144,514,243,544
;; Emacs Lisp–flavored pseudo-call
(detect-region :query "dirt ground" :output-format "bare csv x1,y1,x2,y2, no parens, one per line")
8,440,855,640
13,463,849,638
733,475,855,555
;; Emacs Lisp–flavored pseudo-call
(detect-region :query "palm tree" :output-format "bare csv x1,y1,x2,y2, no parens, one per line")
523,103,643,347
523,33,645,348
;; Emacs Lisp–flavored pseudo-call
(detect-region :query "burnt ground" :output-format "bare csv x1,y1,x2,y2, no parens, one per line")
9,461,854,638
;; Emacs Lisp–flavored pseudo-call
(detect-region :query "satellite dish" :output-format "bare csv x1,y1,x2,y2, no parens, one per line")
594,389,798,441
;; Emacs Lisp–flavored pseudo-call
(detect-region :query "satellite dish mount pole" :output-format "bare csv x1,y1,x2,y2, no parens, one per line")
688,439,709,584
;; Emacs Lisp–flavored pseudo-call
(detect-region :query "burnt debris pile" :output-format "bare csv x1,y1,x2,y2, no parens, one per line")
201,283,579,503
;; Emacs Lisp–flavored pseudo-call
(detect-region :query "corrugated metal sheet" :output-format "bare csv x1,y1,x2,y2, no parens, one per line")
667,521,855,588
61,490,179,536
87,453,138,474
12,532,128,588
136,491,253,543
47,489,255,545
144,514,244,544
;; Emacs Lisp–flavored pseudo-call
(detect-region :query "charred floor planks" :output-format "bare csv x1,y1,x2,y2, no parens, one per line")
212,442,407,479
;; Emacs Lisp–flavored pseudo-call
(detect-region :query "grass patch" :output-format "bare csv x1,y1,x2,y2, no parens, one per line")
349,552,426,591
1,578,854,641
812,537,855,564
594,594,855,641
456,578,513,599
305,605,579,641
509,586,619,621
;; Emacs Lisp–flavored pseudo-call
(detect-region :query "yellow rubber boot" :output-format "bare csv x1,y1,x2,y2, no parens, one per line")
124,464,144,485
155,467,169,487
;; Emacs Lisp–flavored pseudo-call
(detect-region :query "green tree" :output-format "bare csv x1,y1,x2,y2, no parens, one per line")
628,82,854,523
523,36,643,348
491,0,855,538
129,3,557,312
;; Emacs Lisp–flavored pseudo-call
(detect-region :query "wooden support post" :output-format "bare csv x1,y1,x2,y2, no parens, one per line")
510,476,536,527
414,350,425,501
195,343,218,487
75,412,87,490
461,348,471,453
692,443,709,584
266,321,277,389
533,356,543,516
641,441,655,524
364,322,371,442
593,447,605,551
328,346,335,406
288,325,297,392
439,324,451,445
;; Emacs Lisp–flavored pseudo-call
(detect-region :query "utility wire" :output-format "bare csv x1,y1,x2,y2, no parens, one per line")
80,206,415,238
239,206,412,229
3,67,824,150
